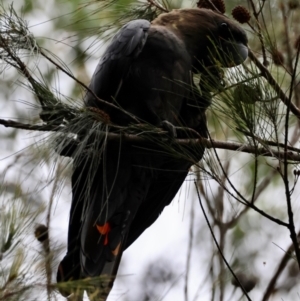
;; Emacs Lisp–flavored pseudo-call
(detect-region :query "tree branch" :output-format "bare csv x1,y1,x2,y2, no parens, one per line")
1,118,300,161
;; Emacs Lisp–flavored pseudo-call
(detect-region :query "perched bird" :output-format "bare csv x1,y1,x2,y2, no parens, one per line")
57,8,248,296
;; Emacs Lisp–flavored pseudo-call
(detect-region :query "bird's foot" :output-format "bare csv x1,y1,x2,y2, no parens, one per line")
160,120,177,138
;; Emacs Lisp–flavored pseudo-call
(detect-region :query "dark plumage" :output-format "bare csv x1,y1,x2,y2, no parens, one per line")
57,8,248,296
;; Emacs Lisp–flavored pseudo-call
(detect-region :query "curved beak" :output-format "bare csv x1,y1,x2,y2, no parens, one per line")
216,40,248,67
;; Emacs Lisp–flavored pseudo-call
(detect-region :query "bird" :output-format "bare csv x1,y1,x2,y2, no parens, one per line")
56,7,248,297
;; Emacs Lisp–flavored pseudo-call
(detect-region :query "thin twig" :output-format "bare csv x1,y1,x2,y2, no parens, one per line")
248,49,300,119
184,199,195,301
257,0,266,16
199,147,289,227
238,128,300,153
247,0,268,66
282,39,300,269
194,181,252,301
44,164,61,301
218,226,226,301
147,0,169,12
262,239,296,301
250,140,258,205
225,168,278,229
280,3,300,107
281,4,294,74
202,0,222,13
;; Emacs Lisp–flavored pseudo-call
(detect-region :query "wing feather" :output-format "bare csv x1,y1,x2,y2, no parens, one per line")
85,20,150,106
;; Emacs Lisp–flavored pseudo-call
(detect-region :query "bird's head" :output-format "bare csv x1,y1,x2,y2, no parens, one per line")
152,8,248,71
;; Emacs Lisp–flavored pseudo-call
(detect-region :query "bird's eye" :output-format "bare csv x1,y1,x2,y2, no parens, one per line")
220,23,228,29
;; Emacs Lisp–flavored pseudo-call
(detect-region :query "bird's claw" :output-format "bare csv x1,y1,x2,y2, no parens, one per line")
160,120,177,138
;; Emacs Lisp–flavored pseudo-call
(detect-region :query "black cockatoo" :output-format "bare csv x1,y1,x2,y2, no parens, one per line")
57,8,248,296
